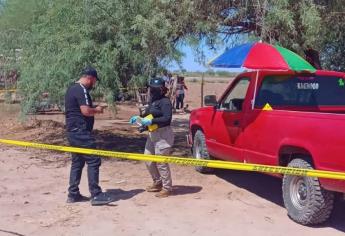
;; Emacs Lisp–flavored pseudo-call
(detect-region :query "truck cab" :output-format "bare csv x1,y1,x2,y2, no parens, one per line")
188,69,345,225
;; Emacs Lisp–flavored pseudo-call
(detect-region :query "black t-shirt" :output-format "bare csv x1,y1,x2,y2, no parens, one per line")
142,96,172,128
65,83,94,132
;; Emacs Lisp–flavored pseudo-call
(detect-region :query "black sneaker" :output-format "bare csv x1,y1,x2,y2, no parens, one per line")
66,194,89,203
90,192,113,206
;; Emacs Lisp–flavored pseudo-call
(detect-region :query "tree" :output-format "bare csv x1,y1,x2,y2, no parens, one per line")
186,0,323,68
0,0,42,84
187,0,343,71
317,0,345,71
0,0,193,112
7,0,246,113
0,0,343,115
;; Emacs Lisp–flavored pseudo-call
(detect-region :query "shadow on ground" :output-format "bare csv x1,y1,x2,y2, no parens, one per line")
94,130,147,153
215,169,283,206
215,169,345,232
172,185,202,196
171,117,190,157
23,115,191,158
322,198,345,233
105,188,145,202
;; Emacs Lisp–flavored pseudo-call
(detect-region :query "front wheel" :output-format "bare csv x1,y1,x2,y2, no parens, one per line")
282,158,335,225
192,130,214,173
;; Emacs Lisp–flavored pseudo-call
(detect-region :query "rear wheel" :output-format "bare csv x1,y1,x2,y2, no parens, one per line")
192,130,214,173
282,158,335,225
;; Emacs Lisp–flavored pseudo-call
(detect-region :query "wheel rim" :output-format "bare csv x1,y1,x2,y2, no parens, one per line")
290,176,308,210
194,138,202,160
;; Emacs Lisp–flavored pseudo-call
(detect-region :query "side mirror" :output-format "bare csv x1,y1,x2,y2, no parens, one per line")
204,95,217,107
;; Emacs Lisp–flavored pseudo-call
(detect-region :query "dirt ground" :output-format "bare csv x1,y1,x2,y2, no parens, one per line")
1,80,345,236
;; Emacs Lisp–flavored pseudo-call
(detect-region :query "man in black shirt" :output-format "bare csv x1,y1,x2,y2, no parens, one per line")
65,66,112,206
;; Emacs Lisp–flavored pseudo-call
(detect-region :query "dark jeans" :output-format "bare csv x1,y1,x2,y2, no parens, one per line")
67,129,102,198
176,94,184,109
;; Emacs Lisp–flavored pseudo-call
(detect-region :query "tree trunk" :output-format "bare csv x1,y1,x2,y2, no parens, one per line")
304,48,322,70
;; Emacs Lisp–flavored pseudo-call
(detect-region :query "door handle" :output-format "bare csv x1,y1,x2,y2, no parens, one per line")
233,120,240,126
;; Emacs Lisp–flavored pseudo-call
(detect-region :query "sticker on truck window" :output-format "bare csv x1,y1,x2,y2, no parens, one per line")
296,82,319,90
262,103,273,111
338,78,345,87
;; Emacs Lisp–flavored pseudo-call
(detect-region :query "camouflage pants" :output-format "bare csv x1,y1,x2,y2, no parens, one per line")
144,126,174,191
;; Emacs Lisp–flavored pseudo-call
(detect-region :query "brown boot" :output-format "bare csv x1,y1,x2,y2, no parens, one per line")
155,189,171,198
146,182,162,192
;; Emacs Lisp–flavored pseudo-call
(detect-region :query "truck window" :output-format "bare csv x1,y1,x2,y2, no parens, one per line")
255,75,345,108
219,77,250,111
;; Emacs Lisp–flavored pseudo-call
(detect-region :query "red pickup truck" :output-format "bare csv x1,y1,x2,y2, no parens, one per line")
188,69,345,225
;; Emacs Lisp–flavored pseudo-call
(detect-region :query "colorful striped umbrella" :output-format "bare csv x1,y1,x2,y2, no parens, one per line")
209,42,316,72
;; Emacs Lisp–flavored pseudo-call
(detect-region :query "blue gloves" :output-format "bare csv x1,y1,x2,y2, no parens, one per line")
129,116,152,126
129,116,139,124
140,118,152,126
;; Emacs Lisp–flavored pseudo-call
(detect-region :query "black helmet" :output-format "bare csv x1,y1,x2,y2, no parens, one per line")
149,77,165,88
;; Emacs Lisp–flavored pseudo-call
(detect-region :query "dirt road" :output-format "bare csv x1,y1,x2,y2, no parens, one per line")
1,147,345,236
0,86,345,235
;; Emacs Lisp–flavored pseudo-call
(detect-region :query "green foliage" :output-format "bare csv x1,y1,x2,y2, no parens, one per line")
0,0,176,112
263,0,322,53
318,0,345,71
0,0,232,114
261,0,344,71
0,0,343,116
0,0,39,75
202,0,344,71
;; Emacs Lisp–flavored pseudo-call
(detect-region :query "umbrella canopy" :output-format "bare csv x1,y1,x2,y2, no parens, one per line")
209,42,315,72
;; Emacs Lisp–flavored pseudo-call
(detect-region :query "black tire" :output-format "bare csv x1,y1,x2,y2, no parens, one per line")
192,130,214,173
282,158,335,225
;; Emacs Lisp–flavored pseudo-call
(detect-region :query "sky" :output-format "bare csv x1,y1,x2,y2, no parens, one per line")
167,35,247,73
167,44,224,72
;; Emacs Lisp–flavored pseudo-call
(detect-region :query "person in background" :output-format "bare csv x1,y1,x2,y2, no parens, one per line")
175,76,188,110
129,77,174,198
167,72,173,88
64,66,113,206
161,69,170,85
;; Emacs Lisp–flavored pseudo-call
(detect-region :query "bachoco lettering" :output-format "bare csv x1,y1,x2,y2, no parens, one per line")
297,82,319,90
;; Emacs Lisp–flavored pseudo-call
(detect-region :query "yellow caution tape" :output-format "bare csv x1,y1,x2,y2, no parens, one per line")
0,89,16,93
1,138,345,180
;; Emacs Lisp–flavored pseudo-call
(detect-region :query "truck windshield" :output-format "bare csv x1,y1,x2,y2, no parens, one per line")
255,75,345,108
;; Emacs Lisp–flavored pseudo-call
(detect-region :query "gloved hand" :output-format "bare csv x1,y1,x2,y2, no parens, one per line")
129,115,139,124
140,118,152,126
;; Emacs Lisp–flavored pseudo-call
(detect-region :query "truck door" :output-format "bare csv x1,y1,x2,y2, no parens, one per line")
208,77,251,161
